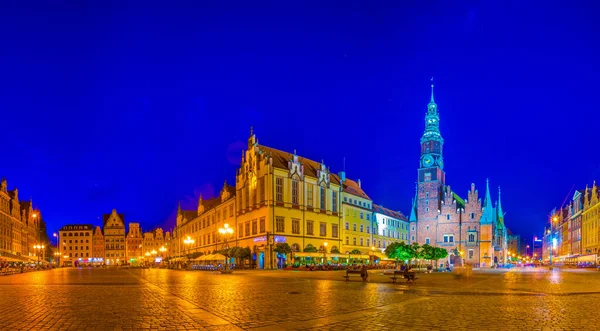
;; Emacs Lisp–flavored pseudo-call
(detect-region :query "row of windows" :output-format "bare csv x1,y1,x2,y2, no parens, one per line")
63,239,89,244
276,178,338,211
239,218,266,237
274,217,339,238
345,236,397,248
343,196,371,209
68,252,89,257
63,246,90,251
421,233,477,245
63,232,90,237
105,244,125,249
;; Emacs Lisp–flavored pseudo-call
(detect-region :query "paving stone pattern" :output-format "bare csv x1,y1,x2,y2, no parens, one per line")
1,268,599,330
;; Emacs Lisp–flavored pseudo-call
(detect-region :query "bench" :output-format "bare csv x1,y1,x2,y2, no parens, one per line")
343,269,367,282
390,270,419,284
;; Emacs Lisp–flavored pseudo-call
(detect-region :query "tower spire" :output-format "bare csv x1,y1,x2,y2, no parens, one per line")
409,182,418,222
430,77,435,103
481,178,494,224
497,185,504,221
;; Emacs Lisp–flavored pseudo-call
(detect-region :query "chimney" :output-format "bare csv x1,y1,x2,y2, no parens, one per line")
338,171,346,182
358,179,361,188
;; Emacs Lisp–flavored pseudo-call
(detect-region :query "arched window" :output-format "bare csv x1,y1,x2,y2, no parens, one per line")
360,238,364,246
291,243,300,252
470,213,475,220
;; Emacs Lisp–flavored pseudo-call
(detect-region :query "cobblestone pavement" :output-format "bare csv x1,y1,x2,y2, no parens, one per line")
1,267,600,330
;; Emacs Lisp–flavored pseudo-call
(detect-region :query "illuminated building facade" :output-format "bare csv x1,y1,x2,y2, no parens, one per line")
0,178,45,261
59,224,93,266
126,223,143,265
176,181,237,261
372,204,409,254
103,209,126,265
582,183,599,260
341,177,373,255
408,82,508,268
570,190,583,258
92,226,104,265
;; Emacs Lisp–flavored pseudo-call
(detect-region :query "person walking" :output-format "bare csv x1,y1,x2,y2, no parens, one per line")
360,264,369,282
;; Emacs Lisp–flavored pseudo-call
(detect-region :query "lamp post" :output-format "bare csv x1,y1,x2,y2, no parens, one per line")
183,236,195,266
218,224,234,270
371,246,376,266
33,244,45,266
323,242,328,266
159,246,167,267
151,250,157,267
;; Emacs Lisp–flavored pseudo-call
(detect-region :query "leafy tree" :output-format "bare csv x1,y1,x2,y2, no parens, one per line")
349,249,362,255
421,244,435,261
330,246,340,254
304,244,318,252
274,243,292,255
434,247,448,260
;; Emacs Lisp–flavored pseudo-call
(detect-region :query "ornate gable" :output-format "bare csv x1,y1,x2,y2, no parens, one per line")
197,194,205,215
316,160,330,187
288,150,304,180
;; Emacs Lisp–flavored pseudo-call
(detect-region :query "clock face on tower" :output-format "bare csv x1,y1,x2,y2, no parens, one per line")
422,154,434,168
436,157,444,169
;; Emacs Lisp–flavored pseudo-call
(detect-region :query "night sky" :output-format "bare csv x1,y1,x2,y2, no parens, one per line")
1,2,598,243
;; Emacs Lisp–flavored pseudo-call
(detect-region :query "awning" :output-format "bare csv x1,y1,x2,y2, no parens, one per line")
293,252,323,258
0,256,23,262
577,254,597,263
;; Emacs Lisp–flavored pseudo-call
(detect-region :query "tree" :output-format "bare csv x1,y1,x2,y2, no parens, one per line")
349,249,362,255
274,243,291,255
330,246,340,254
409,242,425,268
435,247,448,260
304,244,318,252
421,244,435,264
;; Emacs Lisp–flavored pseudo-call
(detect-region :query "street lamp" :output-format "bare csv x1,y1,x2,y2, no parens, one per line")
159,246,167,267
33,244,45,266
218,224,234,270
183,236,195,265
323,242,328,266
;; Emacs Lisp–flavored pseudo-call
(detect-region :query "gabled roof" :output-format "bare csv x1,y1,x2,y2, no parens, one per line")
103,213,125,224
373,204,407,221
222,183,236,197
256,144,371,199
339,177,370,200
257,145,341,186
201,197,221,213
452,192,465,209
180,210,197,222
60,224,94,231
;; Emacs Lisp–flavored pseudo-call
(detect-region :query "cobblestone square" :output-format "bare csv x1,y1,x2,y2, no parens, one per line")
1,268,600,330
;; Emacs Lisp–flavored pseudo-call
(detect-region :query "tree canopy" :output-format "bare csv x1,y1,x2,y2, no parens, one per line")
303,244,318,252
274,243,291,255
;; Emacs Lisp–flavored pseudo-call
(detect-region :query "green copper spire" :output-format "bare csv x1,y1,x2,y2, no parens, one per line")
409,182,418,222
480,178,495,224
420,77,444,145
430,77,435,103
497,186,505,227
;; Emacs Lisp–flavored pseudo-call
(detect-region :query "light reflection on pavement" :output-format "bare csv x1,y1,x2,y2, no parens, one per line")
0,267,599,330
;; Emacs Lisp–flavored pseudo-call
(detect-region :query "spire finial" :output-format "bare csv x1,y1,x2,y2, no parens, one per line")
293,149,296,155
430,77,435,103
250,126,253,136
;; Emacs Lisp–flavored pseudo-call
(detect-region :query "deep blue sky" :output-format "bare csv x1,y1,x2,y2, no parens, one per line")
1,1,598,243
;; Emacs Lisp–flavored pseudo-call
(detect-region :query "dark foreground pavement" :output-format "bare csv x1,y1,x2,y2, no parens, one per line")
1,267,599,330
